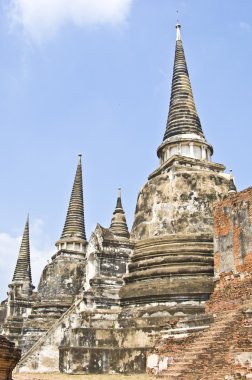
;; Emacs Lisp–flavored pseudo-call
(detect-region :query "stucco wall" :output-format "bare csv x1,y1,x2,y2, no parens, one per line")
132,163,229,241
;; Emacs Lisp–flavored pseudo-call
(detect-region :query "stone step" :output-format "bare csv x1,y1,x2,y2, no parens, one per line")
163,369,231,377
161,324,209,339
2,321,23,327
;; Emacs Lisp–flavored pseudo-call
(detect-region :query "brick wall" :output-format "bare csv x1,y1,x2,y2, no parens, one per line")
214,186,252,275
0,335,21,380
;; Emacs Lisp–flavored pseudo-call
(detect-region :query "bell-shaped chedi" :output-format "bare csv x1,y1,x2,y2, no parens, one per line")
131,23,230,242
109,189,130,239
121,24,231,312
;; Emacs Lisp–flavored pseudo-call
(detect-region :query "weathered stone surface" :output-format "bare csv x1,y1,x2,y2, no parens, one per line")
84,223,132,307
17,221,133,374
147,188,252,378
0,301,7,325
16,300,82,373
120,155,230,318
1,251,85,354
59,347,147,374
132,157,229,241
38,252,85,302
1,158,88,356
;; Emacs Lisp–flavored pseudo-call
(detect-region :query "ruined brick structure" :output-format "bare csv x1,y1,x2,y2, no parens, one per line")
146,187,252,379
214,186,252,275
1,22,247,376
0,335,21,380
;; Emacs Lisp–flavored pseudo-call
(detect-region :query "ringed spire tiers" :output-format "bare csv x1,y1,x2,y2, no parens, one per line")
109,188,129,239
157,23,213,165
12,215,32,284
56,155,87,253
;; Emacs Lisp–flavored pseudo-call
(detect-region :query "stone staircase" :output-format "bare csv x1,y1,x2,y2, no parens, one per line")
15,298,82,373
20,300,72,352
157,299,252,379
1,300,72,355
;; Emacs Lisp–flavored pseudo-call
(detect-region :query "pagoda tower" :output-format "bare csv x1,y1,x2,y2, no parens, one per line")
1,216,34,346
37,155,87,302
12,216,32,281
83,188,132,305
55,154,87,253
7,216,34,318
120,24,231,317
2,157,89,354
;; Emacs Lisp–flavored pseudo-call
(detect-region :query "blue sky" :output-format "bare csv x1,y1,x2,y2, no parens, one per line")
0,0,252,300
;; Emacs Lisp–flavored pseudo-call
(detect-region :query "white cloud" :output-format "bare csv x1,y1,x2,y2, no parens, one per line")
0,219,53,301
8,0,133,42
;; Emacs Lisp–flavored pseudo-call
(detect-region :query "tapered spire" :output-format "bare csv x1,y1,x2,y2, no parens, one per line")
163,23,205,141
157,24,213,165
110,189,129,239
12,215,32,283
61,154,86,241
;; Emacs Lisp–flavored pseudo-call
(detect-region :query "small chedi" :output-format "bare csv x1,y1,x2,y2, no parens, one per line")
0,22,251,378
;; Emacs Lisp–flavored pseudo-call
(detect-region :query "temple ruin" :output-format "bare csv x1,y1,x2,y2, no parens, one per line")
0,23,251,378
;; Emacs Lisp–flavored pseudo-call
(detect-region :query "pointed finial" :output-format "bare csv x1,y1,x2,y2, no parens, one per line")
176,11,181,41
116,187,123,209
110,188,129,239
78,153,82,164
